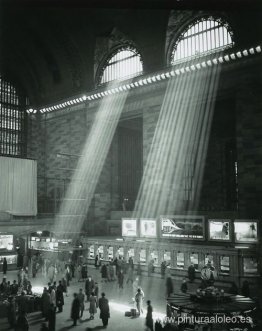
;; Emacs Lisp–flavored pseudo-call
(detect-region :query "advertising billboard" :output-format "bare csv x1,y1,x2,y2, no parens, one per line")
208,220,231,241
140,219,157,238
122,218,137,237
234,220,258,242
160,215,204,239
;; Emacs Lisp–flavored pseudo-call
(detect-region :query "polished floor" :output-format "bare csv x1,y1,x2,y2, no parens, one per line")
0,267,261,331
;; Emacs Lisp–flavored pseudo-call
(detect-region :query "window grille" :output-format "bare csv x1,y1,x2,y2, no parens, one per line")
100,48,143,85
0,76,27,157
171,18,234,64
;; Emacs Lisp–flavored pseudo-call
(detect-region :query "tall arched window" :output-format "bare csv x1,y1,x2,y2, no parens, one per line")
0,76,27,156
171,17,234,64
99,47,143,85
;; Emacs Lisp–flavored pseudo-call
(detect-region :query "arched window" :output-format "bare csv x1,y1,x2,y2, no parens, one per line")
171,18,234,64
99,47,143,85
0,76,28,156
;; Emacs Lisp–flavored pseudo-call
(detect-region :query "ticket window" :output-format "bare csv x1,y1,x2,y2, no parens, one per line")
127,248,135,260
150,251,158,266
139,249,146,264
243,257,258,275
220,256,230,275
205,254,214,266
190,253,199,270
177,252,185,269
164,251,171,266
117,247,124,259
89,245,95,259
108,246,114,261
97,246,104,260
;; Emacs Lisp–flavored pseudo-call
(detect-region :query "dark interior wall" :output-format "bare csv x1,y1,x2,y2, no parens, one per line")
200,98,237,212
2,2,262,106
118,119,143,210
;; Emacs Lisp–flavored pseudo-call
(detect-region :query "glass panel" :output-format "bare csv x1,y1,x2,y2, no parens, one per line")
108,246,114,260
220,256,230,274
89,245,95,258
190,253,199,270
164,251,171,263
150,251,158,266
177,252,184,269
243,257,258,275
205,254,214,266
97,245,104,260
101,49,142,84
139,249,146,264
172,19,233,64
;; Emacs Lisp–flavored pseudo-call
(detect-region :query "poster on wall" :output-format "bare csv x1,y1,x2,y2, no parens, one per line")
208,220,231,241
234,220,258,242
122,218,137,237
160,215,204,239
140,219,157,238
0,234,13,251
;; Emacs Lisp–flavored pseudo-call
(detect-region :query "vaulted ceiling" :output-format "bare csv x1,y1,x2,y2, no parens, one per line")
0,0,261,106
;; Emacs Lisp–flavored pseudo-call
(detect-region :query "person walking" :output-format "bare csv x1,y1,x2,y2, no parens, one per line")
145,300,153,331
78,288,85,318
85,276,94,302
3,257,7,275
56,281,64,313
98,292,110,328
188,263,196,283
101,264,107,283
118,269,124,289
166,276,174,298
89,292,98,320
47,303,56,331
71,293,80,326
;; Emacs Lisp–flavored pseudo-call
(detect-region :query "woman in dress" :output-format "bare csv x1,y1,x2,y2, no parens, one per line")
89,292,98,319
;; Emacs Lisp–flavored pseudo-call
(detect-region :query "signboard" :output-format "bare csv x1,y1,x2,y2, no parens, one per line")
122,218,137,237
208,220,231,241
160,215,204,239
0,234,13,251
140,218,157,238
234,220,258,243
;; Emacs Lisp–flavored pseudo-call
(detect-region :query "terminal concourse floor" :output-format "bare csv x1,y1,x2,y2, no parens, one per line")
0,267,169,331
0,267,261,331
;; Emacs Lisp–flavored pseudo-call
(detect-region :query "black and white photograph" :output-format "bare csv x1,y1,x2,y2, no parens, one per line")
208,219,231,241
0,0,261,330
161,216,204,239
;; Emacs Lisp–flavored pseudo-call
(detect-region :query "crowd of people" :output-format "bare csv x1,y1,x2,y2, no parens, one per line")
0,253,258,331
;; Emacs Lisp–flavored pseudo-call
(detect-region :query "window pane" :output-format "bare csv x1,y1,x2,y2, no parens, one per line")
100,48,143,84
171,18,234,64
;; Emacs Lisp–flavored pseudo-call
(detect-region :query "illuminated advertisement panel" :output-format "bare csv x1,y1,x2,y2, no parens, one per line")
208,219,231,241
160,215,204,239
234,220,258,243
0,234,13,251
122,218,137,237
140,219,157,238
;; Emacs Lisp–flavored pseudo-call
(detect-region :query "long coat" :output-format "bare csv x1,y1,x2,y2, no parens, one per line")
89,295,97,314
145,304,153,331
56,285,64,307
42,291,51,317
71,297,80,320
3,258,7,274
98,297,110,320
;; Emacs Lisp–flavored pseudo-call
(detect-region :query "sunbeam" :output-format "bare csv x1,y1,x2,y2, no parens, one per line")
133,62,221,218
53,83,128,238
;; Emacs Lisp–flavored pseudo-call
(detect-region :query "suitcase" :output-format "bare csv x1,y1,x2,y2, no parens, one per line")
131,308,137,317
125,311,132,317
